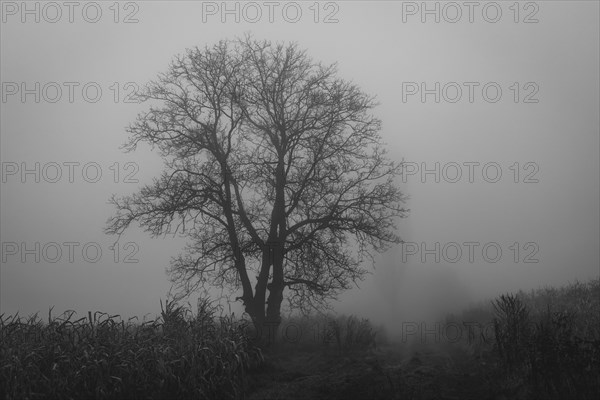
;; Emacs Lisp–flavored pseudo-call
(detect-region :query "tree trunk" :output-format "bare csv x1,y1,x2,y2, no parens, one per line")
247,155,287,346
243,248,273,345
265,284,284,345
245,300,281,346
265,236,285,345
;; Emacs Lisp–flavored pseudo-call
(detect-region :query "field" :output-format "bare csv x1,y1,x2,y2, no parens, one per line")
2,279,599,399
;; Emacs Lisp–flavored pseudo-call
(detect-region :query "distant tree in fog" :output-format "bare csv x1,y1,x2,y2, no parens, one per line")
105,35,408,339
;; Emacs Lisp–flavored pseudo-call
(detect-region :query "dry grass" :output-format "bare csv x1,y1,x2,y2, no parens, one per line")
270,313,380,355
0,299,263,400
2,279,598,399
445,278,600,400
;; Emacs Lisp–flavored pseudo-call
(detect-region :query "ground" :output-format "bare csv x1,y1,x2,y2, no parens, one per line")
244,341,525,400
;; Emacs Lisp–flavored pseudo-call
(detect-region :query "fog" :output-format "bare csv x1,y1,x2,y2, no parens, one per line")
1,2,598,340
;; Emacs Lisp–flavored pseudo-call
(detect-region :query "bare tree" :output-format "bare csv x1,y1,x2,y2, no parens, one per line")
105,36,408,340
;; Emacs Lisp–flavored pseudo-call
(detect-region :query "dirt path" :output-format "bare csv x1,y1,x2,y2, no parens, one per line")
245,342,506,400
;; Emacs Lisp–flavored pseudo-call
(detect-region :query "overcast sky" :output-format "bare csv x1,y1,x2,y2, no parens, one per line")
1,1,598,330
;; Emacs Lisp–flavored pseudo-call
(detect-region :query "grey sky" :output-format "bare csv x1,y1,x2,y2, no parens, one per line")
1,1,598,328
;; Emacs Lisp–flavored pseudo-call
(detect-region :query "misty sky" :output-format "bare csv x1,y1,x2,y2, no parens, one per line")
1,1,598,330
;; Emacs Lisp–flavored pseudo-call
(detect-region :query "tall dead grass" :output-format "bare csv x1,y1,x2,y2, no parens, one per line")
0,299,263,400
446,278,600,399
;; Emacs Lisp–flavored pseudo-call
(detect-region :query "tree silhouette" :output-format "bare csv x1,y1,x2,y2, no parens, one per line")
105,36,408,339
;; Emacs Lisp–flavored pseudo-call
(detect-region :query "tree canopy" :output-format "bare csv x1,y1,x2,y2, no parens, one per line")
106,36,408,332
